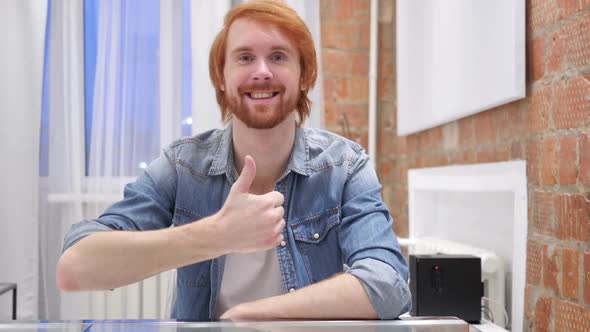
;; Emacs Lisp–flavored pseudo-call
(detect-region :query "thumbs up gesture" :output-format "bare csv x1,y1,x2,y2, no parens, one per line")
215,155,286,253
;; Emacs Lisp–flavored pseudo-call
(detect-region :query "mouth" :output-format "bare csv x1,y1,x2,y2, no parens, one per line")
245,91,280,100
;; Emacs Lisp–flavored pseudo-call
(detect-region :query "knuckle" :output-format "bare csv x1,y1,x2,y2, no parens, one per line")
275,207,284,219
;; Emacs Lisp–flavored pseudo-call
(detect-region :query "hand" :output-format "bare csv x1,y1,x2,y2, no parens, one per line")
214,155,285,254
219,303,253,321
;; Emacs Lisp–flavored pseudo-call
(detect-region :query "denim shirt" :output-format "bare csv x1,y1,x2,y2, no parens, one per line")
63,125,411,320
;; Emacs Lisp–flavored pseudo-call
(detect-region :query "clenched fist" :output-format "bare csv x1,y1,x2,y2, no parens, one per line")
214,155,286,253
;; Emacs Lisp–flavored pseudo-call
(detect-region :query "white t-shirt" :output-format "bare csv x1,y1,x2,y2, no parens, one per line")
215,248,284,318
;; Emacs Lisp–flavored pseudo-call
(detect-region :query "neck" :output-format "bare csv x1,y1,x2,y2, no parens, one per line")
232,114,297,194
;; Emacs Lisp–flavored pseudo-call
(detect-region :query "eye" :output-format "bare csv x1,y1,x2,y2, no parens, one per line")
271,53,286,62
238,54,254,62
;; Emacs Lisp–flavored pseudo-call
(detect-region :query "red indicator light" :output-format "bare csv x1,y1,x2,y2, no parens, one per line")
434,265,439,270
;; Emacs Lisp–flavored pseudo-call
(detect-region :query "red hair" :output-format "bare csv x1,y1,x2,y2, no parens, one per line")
209,0,318,124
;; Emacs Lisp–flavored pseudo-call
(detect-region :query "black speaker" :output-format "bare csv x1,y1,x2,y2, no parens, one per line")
409,254,483,323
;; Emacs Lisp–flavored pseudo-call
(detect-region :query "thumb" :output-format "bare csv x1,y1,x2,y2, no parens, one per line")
234,155,256,193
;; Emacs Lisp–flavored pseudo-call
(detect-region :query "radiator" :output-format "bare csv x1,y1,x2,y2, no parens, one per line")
399,237,507,328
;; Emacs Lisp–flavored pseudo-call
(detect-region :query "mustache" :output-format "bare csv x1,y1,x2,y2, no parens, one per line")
237,82,286,94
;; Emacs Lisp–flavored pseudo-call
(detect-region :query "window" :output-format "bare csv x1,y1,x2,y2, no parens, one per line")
40,0,193,177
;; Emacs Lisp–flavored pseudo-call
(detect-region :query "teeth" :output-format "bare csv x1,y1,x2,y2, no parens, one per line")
250,92,274,99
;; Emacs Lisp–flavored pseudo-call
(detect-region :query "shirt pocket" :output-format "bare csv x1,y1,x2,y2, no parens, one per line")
172,207,202,226
291,207,343,282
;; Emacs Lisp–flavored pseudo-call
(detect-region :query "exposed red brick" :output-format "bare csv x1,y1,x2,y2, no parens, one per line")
477,148,495,163
424,154,448,168
377,159,393,182
358,23,370,49
584,251,590,305
561,247,580,300
563,12,590,68
323,77,348,100
527,139,542,185
406,134,418,154
377,128,399,156
377,78,394,101
458,118,474,146
553,76,590,129
557,0,582,19
559,136,577,184
511,141,524,159
555,299,590,332
378,101,395,129
320,22,339,48
417,127,442,151
337,23,365,49
454,150,476,165
357,128,368,150
391,159,408,185
349,77,369,101
352,0,371,15
581,134,590,185
541,137,558,185
322,49,352,75
524,284,534,320
378,22,395,50
495,144,510,161
532,191,554,235
377,129,393,156
338,102,368,128
528,85,552,134
320,0,339,22
529,35,546,81
351,51,369,76
555,193,590,241
548,31,565,72
336,0,354,21
496,103,524,141
534,296,552,332
474,111,496,144
543,244,560,293
528,0,559,33
527,239,544,285
324,101,338,125
378,50,395,79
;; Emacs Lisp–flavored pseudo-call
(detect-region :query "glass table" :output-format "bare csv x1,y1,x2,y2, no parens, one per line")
0,317,472,332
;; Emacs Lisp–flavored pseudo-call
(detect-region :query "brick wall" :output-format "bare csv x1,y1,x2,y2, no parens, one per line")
320,0,590,330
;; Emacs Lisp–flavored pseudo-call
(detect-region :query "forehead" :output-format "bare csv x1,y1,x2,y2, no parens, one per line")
226,18,298,55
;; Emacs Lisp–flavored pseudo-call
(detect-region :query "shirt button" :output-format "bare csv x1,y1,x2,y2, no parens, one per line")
313,233,320,239
289,288,295,292
280,241,287,247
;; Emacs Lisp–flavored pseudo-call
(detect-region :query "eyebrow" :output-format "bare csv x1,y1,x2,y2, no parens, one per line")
230,46,295,57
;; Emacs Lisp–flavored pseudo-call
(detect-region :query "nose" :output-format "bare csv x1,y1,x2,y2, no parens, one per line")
252,59,273,81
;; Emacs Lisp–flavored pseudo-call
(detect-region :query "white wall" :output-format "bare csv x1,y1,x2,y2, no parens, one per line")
0,0,47,320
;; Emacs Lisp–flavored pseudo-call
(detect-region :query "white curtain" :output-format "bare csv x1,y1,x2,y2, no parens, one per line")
38,0,181,319
38,0,88,319
0,0,47,320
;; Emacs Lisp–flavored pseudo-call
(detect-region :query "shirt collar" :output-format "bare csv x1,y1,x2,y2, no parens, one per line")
208,123,311,178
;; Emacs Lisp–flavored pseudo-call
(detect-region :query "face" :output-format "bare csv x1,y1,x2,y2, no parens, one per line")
222,18,302,129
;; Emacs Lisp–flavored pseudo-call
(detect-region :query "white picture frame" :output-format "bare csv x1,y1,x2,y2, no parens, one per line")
396,0,525,136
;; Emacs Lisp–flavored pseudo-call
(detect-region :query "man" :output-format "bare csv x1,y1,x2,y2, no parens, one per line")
57,0,411,321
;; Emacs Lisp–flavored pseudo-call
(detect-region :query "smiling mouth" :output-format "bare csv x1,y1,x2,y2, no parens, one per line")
246,91,279,99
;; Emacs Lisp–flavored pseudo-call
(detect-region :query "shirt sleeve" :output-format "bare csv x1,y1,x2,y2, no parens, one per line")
338,148,412,319
62,147,178,253
345,258,412,319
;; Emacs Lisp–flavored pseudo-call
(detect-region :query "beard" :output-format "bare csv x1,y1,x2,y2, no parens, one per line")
228,82,298,129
